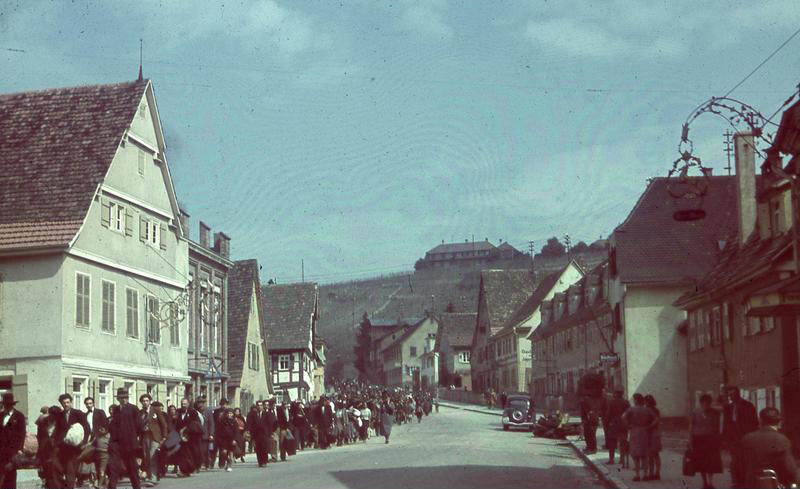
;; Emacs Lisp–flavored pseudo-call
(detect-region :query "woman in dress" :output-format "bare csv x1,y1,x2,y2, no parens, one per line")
233,408,247,462
689,394,723,489
379,396,394,444
622,393,654,482
644,394,662,481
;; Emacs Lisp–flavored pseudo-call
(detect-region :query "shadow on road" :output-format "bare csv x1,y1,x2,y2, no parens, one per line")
330,465,599,489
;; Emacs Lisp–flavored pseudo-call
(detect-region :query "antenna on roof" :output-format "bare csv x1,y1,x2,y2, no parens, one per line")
137,38,143,82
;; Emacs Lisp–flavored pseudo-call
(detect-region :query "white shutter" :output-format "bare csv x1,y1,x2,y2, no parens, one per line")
101,199,111,228
140,217,148,242
125,209,133,237
159,224,167,250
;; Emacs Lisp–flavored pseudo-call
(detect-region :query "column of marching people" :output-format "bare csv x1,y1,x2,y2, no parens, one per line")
0,381,439,489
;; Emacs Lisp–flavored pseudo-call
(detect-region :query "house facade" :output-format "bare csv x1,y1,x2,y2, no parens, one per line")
367,318,418,385
0,80,191,428
607,173,739,419
435,312,476,389
226,259,272,410
675,123,800,444
382,316,439,388
470,269,538,394
531,265,614,412
186,220,233,406
262,282,320,403
312,337,327,399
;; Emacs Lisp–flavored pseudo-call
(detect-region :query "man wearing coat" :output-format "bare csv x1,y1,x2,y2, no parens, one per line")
176,398,203,474
277,401,292,461
139,393,168,484
723,386,759,488
55,393,91,488
107,388,143,489
246,400,273,467
194,397,215,470
741,407,798,488
83,397,109,486
0,393,26,489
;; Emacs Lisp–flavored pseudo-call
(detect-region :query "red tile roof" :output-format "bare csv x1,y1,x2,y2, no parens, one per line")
427,241,496,254
0,80,149,252
227,259,265,388
614,176,739,284
435,312,476,350
262,282,319,351
480,269,539,335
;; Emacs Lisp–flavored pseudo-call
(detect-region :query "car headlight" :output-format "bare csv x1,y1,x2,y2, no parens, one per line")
501,416,509,423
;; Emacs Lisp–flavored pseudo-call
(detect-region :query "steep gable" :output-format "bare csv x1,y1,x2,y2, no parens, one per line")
227,259,266,387
262,282,319,351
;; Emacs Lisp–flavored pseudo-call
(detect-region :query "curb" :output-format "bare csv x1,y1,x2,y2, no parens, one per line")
565,438,629,489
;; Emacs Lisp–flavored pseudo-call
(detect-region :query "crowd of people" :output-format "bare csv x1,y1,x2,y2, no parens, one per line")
0,381,439,489
577,386,798,489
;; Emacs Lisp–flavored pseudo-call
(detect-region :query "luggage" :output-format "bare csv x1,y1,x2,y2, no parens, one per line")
64,422,85,447
284,432,297,456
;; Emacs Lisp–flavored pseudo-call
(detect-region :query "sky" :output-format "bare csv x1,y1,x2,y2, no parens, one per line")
2,0,799,283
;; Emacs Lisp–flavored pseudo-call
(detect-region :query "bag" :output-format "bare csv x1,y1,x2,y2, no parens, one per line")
682,449,695,477
285,436,297,456
64,422,85,447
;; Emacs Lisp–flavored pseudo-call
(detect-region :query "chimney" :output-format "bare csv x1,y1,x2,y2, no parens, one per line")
734,132,757,247
199,221,211,248
179,208,190,237
214,232,231,259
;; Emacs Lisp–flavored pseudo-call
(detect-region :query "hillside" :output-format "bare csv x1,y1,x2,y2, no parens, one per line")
316,250,607,380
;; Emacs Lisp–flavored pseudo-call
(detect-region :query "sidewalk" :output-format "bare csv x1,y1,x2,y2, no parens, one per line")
569,431,732,489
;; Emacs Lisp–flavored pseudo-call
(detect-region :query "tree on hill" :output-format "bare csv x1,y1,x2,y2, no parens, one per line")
353,312,371,380
571,241,589,254
540,237,566,257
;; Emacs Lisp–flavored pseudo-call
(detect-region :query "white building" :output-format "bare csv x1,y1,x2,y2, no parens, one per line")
0,79,191,428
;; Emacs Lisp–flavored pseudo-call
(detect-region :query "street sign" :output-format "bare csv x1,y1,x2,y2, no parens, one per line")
600,352,619,366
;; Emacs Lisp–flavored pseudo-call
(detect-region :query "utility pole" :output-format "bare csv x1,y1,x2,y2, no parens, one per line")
301,259,304,283
564,234,572,258
723,130,734,176
528,240,535,268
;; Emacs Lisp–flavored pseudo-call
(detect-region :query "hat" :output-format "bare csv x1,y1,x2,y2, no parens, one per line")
1,393,18,405
115,388,129,398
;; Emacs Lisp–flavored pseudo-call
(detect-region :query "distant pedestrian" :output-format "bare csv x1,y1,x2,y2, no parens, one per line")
690,394,723,489
380,396,394,444
722,386,758,488
603,389,630,466
622,393,654,482
644,394,661,481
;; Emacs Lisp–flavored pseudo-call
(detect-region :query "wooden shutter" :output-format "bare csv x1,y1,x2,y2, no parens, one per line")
139,216,147,242
101,199,111,227
159,224,167,250
124,209,133,236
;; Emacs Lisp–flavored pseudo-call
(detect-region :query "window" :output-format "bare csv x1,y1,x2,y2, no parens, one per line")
711,307,721,346
123,381,135,401
146,295,160,344
188,274,195,348
97,379,112,411
140,217,166,250
410,346,417,357
213,292,222,354
76,273,91,328
138,149,146,176
723,303,731,341
279,355,290,370
248,342,260,371
459,351,471,363
71,376,87,406
764,316,775,332
101,280,115,333
169,303,180,346
126,288,139,338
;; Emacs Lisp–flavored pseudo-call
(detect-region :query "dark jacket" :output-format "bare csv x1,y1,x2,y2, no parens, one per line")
741,427,799,487
215,417,238,449
723,398,759,444
277,406,290,430
140,407,169,443
199,407,215,440
85,408,109,440
246,410,275,440
0,409,26,462
109,402,143,453
55,407,90,447
176,407,203,436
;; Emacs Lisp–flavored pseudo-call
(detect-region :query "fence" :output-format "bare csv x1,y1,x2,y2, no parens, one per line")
436,387,486,406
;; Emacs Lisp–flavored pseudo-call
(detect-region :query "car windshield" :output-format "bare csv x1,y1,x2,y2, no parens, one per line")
508,400,528,410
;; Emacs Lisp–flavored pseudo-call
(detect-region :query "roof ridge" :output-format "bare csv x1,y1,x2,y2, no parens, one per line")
0,79,148,99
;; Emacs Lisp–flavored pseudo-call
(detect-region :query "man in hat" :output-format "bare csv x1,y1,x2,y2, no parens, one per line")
0,393,26,489
139,393,168,484
741,407,798,488
246,400,271,467
194,397,215,470
107,388,142,489
210,398,228,468
175,398,202,475
54,393,90,488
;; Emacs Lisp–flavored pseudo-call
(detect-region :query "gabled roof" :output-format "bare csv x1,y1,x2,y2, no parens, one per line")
227,259,265,388
480,269,538,335
383,316,431,352
0,80,149,252
427,241,496,254
613,176,739,284
435,312,476,350
262,282,319,351
500,264,579,335
533,264,609,340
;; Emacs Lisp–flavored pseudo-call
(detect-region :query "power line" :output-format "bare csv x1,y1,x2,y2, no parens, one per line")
723,25,800,97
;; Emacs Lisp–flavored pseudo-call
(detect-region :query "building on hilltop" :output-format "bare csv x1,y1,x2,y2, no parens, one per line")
416,239,523,270
262,282,321,403
0,79,190,429
226,259,272,410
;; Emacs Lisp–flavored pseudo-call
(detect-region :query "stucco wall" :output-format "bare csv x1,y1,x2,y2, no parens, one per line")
235,284,270,405
623,285,688,418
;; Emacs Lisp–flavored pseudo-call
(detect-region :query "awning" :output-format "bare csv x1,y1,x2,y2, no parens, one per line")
746,304,800,317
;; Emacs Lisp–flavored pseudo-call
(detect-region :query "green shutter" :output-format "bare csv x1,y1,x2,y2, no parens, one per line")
160,224,167,250
125,208,133,236
140,216,147,242
101,199,111,228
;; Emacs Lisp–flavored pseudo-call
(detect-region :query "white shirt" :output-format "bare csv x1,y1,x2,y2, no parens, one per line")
2,409,13,427
86,410,94,432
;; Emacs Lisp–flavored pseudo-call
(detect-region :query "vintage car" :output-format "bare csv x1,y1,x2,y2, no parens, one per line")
500,394,535,431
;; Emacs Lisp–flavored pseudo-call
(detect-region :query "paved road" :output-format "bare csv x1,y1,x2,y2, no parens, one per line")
149,407,604,489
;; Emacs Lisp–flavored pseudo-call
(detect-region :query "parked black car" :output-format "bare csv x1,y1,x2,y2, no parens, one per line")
501,395,535,431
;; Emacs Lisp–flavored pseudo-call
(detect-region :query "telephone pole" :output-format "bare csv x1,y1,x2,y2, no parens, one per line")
723,130,734,176
528,240,535,270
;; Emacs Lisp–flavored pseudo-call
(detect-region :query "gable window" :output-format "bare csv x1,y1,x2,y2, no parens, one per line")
140,217,166,250
248,342,260,371
279,355,290,370
410,346,417,357
76,273,91,328
101,280,116,333
126,288,139,338
146,295,160,344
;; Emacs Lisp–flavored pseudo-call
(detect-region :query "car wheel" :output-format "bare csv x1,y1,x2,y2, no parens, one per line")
511,410,524,423
503,425,509,431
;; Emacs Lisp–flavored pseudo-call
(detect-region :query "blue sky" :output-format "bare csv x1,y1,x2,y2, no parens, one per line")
2,0,799,283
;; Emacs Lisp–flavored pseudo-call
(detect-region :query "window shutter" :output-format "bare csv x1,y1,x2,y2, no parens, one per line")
140,217,147,242
159,224,167,250
101,199,111,228
125,209,133,236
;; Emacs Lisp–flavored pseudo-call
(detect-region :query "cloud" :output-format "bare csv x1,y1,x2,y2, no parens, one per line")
524,17,686,59
402,1,454,40
240,0,314,55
